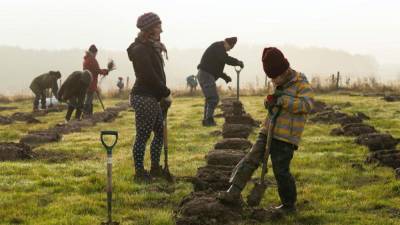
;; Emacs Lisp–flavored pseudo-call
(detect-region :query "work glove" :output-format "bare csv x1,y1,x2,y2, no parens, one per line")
237,60,244,68
263,90,285,109
160,95,173,115
221,73,232,83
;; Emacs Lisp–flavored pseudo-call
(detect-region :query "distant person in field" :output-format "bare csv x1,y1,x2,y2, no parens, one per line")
117,77,124,95
219,47,314,214
29,71,61,111
197,37,244,126
58,70,92,122
127,12,172,182
186,75,198,93
83,44,109,116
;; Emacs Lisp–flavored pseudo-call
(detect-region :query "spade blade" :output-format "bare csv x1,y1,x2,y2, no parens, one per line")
247,182,268,207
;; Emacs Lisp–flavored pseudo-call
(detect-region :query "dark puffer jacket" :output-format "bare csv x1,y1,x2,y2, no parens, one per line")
127,38,170,101
30,71,61,96
197,41,241,80
58,71,92,101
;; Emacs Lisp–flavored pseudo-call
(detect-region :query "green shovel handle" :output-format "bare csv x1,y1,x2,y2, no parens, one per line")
100,131,118,153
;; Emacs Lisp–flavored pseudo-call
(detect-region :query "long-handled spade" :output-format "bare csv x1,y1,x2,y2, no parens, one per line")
162,113,174,183
247,106,282,207
234,66,242,101
96,90,106,112
100,131,120,225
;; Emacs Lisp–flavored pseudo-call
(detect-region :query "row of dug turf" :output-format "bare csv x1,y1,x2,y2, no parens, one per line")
310,100,400,178
175,98,275,225
0,102,130,161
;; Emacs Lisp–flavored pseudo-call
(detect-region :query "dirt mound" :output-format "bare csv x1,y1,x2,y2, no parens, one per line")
222,124,252,139
214,138,252,150
331,123,377,136
114,102,131,110
337,115,363,126
0,116,13,125
310,100,328,114
49,122,82,134
26,117,41,124
193,165,234,192
355,112,370,120
10,112,37,122
220,99,245,116
366,149,400,168
90,110,119,123
19,130,62,147
355,133,399,151
0,106,17,111
206,149,246,167
383,95,400,102
310,110,363,125
0,142,33,161
224,114,258,126
175,191,242,225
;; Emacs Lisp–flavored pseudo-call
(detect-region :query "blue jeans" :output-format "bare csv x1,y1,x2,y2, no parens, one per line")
197,70,219,121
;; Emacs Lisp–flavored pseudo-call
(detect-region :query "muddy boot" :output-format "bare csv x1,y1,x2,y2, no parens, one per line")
272,204,297,214
134,169,152,182
217,185,242,205
150,165,163,178
203,118,217,127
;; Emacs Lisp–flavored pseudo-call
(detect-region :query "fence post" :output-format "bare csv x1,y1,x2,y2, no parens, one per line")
336,71,340,90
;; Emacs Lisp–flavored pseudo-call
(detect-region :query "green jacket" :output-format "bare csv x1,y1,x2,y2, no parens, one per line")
30,71,60,96
58,70,92,101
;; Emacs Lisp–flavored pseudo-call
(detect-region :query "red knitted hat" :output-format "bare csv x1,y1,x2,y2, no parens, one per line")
262,47,289,78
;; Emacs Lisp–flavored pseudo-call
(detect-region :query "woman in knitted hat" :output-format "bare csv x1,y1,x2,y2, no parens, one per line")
127,12,171,182
219,47,314,214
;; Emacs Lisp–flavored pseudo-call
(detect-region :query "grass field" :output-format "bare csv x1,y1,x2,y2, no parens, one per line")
0,94,400,225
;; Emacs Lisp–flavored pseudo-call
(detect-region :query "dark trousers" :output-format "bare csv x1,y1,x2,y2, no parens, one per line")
197,70,219,121
65,94,85,121
32,89,46,110
131,94,164,171
230,133,297,205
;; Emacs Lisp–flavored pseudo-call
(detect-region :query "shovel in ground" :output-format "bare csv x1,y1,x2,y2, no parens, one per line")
247,106,282,207
100,130,120,225
162,114,174,183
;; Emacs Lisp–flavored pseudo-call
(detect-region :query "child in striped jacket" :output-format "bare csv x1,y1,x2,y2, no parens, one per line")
219,47,314,213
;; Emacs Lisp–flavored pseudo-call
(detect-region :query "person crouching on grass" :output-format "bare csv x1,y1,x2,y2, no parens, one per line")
127,12,172,182
219,47,314,214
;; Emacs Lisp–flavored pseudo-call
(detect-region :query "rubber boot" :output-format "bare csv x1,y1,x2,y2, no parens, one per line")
272,204,297,214
202,117,216,127
150,164,163,178
134,169,152,183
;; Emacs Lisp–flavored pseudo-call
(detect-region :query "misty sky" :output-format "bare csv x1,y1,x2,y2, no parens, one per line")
0,0,399,64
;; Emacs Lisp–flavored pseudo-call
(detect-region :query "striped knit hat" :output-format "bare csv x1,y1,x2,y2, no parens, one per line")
137,12,161,31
